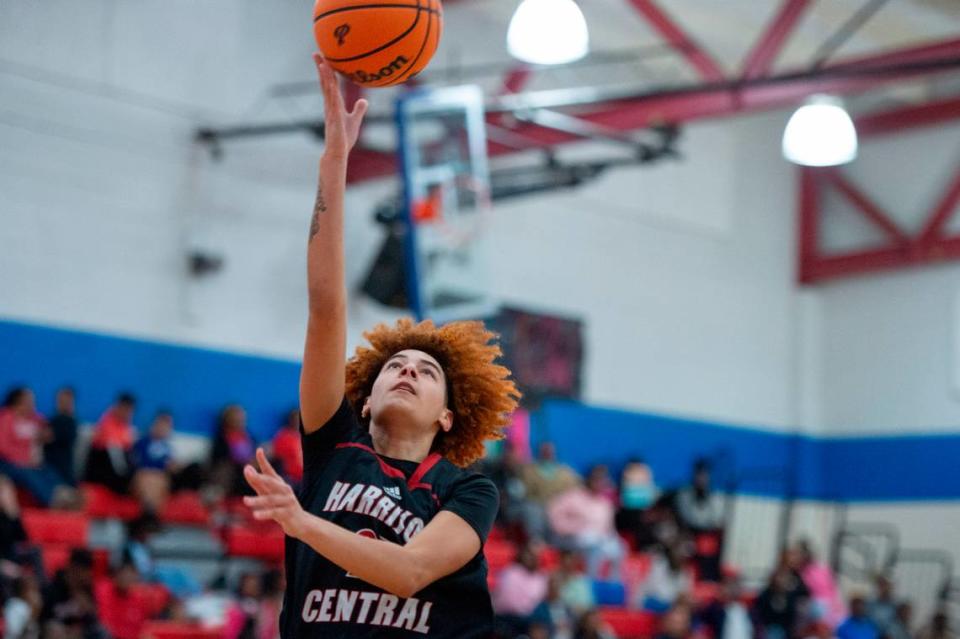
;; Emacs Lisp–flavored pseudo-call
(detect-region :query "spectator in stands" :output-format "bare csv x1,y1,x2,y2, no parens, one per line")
270,409,303,488
223,573,266,639
0,387,76,508
587,464,617,504
656,603,693,639
209,404,256,499
131,410,176,512
259,569,284,639
792,540,845,628
635,541,692,613
646,494,683,551
122,513,199,599
45,387,78,487
0,475,27,567
556,550,596,614
487,440,549,543
523,441,581,505
675,458,724,582
885,602,914,639
94,560,150,639
41,548,105,639
867,574,897,637
84,392,137,495
492,542,549,637
753,565,810,639
917,610,955,639
698,573,753,639
838,596,879,639
548,466,627,580
573,609,617,639
4,574,42,639
615,457,658,550
530,573,577,639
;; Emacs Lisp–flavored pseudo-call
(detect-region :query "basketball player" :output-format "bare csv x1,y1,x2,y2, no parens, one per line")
242,54,520,638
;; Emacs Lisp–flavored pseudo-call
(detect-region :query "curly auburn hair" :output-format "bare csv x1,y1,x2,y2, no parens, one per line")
345,318,520,467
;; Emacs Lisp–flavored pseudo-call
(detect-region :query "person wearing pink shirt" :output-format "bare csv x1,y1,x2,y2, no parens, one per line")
548,465,627,580
0,386,73,507
792,539,846,628
492,543,549,637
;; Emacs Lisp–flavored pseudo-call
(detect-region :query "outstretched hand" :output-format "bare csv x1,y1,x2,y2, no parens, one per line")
314,53,368,163
243,448,308,538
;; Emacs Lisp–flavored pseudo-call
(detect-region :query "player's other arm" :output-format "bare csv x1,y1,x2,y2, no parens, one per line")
245,450,479,598
297,510,478,598
300,54,368,433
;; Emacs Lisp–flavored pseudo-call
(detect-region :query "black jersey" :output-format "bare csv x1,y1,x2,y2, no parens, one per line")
280,398,499,639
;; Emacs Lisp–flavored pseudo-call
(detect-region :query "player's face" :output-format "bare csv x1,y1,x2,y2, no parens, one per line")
367,349,452,434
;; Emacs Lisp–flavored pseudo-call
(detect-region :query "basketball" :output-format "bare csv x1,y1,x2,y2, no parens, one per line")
313,0,443,88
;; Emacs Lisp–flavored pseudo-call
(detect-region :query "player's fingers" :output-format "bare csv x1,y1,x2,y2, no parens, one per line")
252,508,286,522
243,465,271,494
316,58,339,112
256,448,282,479
243,495,285,509
350,98,368,119
245,467,291,498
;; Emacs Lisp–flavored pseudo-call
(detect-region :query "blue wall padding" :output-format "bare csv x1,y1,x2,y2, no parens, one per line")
0,319,299,442
533,401,960,502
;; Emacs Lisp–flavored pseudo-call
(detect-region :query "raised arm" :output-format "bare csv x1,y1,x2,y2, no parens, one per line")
300,55,368,432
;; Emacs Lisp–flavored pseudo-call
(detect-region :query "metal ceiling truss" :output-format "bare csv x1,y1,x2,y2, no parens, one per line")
798,95,960,284
195,0,960,186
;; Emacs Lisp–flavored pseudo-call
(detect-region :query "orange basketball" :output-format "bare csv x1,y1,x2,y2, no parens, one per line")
313,0,443,88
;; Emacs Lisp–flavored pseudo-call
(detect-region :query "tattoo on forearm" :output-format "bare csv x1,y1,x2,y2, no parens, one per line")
309,182,327,240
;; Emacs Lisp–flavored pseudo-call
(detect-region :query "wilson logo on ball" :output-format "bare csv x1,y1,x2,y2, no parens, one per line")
350,55,409,85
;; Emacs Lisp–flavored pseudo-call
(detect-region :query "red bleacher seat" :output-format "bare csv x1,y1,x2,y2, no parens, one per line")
22,509,89,545
160,492,209,525
81,483,142,521
223,523,285,562
483,538,516,572
487,525,506,542
92,548,111,579
39,545,111,580
14,487,41,509
599,607,658,639
539,546,560,571
141,622,224,639
693,580,721,604
41,544,71,578
133,583,172,618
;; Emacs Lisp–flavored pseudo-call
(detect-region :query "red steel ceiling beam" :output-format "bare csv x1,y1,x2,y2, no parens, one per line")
856,94,960,137
830,36,960,70
798,160,960,284
916,165,960,246
491,37,960,154
741,0,813,80
797,168,821,283
500,65,534,95
626,0,726,82
821,170,909,246
343,37,960,181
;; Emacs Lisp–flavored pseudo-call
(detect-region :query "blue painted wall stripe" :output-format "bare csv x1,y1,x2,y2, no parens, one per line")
0,319,299,442
1,318,958,501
